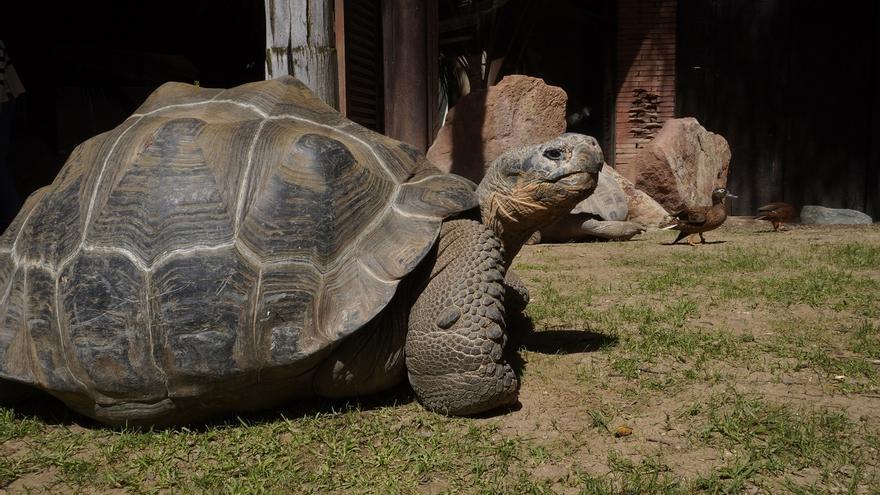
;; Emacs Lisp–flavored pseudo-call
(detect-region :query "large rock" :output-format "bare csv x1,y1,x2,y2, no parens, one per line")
602,166,672,227
427,75,567,183
618,118,731,212
800,205,873,225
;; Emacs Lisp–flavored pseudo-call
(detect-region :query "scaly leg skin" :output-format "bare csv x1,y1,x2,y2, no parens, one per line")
504,269,530,315
406,218,518,416
687,234,698,246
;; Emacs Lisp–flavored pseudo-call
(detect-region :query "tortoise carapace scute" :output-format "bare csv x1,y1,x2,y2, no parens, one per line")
0,76,477,424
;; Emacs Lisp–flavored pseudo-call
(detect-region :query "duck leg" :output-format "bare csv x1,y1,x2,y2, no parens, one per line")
687,234,698,246
699,233,706,244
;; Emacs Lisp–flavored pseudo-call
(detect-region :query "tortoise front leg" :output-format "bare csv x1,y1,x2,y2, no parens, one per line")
504,269,530,315
405,219,518,416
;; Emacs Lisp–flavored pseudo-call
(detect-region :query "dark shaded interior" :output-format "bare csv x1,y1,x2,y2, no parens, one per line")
3,0,877,228
1,0,264,230
677,0,880,217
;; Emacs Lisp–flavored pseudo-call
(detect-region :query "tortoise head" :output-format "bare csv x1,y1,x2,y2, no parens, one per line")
476,133,604,262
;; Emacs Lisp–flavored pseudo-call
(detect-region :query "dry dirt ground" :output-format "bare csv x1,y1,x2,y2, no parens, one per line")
1,218,878,494
496,219,880,493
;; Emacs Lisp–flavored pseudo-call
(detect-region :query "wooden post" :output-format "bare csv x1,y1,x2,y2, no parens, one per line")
334,0,347,116
265,0,339,109
381,0,438,151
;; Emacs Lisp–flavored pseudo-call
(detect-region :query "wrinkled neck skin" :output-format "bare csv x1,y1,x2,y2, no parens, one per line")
478,195,533,265
477,175,562,267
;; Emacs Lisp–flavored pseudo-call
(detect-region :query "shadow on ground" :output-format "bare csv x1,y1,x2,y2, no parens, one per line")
2,314,617,430
504,311,615,385
508,312,617,355
1,382,420,432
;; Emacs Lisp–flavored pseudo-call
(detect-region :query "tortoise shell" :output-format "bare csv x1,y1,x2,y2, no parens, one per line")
570,168,628,221
0,76,476,414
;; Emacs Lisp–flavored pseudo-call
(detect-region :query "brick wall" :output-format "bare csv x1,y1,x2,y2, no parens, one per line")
614,0,676,178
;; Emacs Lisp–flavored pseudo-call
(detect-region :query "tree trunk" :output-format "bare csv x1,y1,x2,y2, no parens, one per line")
265,0,339,109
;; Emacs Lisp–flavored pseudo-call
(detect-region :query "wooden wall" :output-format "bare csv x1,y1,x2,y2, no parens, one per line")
336,0,385,132
677,0,879,217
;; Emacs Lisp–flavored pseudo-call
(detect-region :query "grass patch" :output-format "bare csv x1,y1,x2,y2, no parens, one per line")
690,388,877,492
849,320,880,359
0,407,544,494
762,319,880,387
2,225,879,493
525,279,595,327
760,268,875,307
600,300,743,365
825,242,880,270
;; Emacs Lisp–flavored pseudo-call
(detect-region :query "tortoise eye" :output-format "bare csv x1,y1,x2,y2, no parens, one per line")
543,148,563,161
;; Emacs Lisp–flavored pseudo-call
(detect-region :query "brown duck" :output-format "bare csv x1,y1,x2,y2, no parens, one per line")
663,188,737,245
755,202,796,231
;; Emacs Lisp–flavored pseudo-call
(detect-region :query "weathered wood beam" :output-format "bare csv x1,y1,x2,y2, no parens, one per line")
382,0,438,151
265,0,339,108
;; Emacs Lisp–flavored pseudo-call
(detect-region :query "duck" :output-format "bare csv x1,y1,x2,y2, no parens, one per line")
755,202,796,231
662,188,737,245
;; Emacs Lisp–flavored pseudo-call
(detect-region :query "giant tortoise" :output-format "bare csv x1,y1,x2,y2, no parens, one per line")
0,76,603,425
534,168,647,243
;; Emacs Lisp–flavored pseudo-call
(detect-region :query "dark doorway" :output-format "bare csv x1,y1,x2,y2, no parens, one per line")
2,0,265,230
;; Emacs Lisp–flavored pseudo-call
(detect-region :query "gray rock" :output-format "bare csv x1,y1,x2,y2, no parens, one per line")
799,205,873,225
602,166,672,227
618,118,731,213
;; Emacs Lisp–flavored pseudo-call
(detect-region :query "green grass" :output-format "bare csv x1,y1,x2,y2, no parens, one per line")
0,407,544,494
689,388,878,493
849,320,880,359
2,226,879,493
525,279,595,326
825,243,880,270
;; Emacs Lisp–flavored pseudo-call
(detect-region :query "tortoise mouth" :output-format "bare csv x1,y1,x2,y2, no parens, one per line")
554,171,598,194
552,170,593,184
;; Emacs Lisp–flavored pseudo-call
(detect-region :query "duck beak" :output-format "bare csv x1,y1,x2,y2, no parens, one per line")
726,192,738,199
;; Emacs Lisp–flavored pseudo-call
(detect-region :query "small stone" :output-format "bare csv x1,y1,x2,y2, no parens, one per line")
614,425,633,437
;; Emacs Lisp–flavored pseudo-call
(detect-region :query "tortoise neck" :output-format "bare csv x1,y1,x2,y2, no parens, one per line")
478,192,538,267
